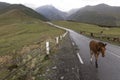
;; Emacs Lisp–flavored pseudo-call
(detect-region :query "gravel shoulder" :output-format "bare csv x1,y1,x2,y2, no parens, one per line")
47,34,81,80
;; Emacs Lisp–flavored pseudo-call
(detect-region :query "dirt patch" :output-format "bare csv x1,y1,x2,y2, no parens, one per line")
0,55,12,65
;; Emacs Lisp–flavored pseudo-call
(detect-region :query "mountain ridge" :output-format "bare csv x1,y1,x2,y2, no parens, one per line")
0,2,49,21
67,3,120,27
35,5,67,20
1,2,120,27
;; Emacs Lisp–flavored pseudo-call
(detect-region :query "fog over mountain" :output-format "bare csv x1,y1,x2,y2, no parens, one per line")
35,5,67,21
35,4,120,27
1,1,120,27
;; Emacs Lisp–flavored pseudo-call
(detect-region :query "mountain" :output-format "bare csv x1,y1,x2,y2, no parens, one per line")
0,2,10,10
67,8,79,16
0,2,48,21
67,4,120,27
36,5,67,20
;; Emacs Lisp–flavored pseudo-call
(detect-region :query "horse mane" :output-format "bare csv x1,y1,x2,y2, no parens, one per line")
97,42,106,51
98,42,105,47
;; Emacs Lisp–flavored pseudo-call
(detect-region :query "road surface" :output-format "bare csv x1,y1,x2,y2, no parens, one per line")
47,22,120,80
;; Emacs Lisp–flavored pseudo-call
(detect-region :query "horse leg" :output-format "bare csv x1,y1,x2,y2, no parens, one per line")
90,50,93,62
95,54,98,68
95,59,98,68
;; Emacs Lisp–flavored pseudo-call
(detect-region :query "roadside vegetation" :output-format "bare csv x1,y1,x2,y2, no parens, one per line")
0,20,64,56
0,19,65,80
52,21,120,46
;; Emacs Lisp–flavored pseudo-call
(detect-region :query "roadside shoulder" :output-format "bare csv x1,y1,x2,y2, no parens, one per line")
48,34,82,80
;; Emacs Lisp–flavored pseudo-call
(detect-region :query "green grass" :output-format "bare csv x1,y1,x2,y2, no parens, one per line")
52,21,120,45
52,21,120,35
0,20,65,56
0,6,62,79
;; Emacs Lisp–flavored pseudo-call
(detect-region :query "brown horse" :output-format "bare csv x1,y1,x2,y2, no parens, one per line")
89,40,107,68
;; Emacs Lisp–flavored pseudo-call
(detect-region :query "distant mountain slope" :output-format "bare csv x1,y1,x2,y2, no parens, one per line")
0,2,48,21
36,5,67,20
67,4,120,27
0,9,29,20
67,8,79,16
0,2,10,10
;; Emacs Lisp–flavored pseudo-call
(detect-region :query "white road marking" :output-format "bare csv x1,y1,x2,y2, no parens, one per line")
77,53,84,64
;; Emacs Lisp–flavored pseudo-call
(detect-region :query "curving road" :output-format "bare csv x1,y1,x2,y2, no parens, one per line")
47,22,120,80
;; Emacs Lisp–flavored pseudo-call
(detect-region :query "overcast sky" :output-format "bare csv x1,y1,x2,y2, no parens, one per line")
0,0,120,11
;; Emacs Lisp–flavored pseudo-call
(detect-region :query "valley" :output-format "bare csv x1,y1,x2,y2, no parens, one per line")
0,1,120,80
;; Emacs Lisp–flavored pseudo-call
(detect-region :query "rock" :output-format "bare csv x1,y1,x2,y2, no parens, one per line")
60,76,64,80
52,66,57,70
46,68,50,72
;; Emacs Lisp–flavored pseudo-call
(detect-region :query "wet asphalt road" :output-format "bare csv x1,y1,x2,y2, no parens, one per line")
47,22,120,80
69,30,120,80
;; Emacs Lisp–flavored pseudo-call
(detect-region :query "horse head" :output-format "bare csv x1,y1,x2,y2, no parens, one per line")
98,42,107,57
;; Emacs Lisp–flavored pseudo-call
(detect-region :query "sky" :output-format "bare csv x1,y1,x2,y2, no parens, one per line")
0,0,120,11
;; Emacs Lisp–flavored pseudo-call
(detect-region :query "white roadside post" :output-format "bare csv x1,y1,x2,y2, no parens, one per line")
46,41,50,55
63,31,68,38
60,35,63,40
56,37,59,44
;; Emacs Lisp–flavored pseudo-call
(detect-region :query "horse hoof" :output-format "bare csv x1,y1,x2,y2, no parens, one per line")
96,65,98,68
96,66,98,68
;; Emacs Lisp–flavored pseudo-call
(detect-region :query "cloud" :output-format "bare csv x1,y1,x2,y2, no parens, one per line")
0,0,120,11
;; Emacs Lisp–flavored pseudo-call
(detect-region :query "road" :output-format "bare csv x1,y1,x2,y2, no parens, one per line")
47,22,120,80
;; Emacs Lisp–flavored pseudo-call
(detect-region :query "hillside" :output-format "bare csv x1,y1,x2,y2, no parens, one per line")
36,5,67,20
0,2,10,10
67,4,120,27
0,2,48,21
67,8,79,16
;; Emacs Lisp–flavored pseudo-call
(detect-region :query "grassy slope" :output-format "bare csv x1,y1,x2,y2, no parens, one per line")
0,18,65,79
52,21,120,45
0,4,48,21
0,3,64,79
53,21,120,35
0,19,64,56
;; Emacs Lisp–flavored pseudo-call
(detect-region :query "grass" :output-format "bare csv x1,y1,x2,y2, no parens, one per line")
0,18,65,79
52,21,120,45
0,6,64,79
0,19,65,56
52,21,120,35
